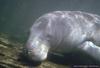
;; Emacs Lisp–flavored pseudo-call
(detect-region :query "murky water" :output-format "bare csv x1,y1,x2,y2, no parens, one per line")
0,0,100,42
0,0,100,67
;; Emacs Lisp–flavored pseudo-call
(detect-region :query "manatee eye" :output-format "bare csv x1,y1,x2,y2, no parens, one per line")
46,33,53,39
46,34,51,38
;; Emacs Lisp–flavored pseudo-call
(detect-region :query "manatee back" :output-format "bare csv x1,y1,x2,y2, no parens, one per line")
30,11,100,53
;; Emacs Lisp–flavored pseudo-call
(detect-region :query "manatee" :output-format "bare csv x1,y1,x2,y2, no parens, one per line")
25,11,100,62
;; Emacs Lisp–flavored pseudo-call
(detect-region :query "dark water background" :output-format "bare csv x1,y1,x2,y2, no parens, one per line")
0,0,100,43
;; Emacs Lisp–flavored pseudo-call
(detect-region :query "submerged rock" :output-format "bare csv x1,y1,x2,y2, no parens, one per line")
0,33,69,68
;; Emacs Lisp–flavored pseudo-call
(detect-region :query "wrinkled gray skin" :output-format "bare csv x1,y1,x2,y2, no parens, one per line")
26,11,100,62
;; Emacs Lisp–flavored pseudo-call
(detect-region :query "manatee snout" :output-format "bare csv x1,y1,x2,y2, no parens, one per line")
26,36,50,62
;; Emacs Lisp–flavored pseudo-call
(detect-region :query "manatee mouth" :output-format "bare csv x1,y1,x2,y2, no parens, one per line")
26,37,50,62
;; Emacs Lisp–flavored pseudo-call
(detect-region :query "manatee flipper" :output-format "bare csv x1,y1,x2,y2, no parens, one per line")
79,41,100,61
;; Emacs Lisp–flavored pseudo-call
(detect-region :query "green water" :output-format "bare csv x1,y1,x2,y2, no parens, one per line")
0,0,100,42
